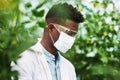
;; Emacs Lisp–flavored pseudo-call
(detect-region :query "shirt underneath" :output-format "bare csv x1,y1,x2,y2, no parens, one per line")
41,45,61,80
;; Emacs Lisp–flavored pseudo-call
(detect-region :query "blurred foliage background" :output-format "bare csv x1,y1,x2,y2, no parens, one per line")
0,0,120,80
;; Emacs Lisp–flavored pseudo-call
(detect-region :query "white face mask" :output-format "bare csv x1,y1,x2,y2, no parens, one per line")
49,24,76,53
54,32,75,53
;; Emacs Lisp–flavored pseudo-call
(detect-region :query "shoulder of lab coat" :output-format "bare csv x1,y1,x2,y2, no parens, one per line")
11,41,50,80
11,40,76,80
11,51,30,79
11,48,39,80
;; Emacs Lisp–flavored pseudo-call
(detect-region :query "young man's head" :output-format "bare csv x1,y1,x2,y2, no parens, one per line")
46,3,84,24
44,3,84,53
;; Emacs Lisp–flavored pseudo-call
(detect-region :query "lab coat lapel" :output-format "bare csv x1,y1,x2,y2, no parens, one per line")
31,41,52,80
38,53,52,80
60,56,69,80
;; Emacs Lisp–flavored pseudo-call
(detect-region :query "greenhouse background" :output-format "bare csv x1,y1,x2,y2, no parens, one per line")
0,0,120,80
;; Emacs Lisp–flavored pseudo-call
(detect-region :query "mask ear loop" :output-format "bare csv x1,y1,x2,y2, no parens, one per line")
48,23,56,44
48,23,61,44
49,27,61,54
49,31,55,44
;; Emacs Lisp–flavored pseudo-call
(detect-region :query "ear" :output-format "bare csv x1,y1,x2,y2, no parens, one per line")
47,23,55,32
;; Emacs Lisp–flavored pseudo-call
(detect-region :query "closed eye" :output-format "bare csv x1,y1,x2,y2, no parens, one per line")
65,30,77,36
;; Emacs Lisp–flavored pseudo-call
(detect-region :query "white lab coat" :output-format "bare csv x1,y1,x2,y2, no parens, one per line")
11,41,76,80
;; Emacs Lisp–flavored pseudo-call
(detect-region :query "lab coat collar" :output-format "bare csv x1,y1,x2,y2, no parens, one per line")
30,40,53,80
30,39,70,80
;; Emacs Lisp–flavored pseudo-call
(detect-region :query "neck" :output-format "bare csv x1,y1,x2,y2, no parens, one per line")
40,37,58,56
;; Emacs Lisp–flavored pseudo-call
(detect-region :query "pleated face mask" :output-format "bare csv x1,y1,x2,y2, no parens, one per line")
49,23,76,53
54,31,75,53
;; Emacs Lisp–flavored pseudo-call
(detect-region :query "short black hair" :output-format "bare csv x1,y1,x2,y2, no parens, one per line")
45,3,84,23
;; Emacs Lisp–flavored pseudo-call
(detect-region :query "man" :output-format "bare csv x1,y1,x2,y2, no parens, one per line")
11,3,84,80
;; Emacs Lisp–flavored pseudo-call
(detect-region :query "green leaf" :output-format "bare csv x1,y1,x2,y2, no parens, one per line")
38,21,46,28
25,2,32,8
32,9,45,17
35,0,48,9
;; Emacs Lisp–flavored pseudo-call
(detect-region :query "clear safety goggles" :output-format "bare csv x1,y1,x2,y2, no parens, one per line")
52,23,77,37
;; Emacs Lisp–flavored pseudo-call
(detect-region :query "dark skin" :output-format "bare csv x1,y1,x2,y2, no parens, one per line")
41,18,78,57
